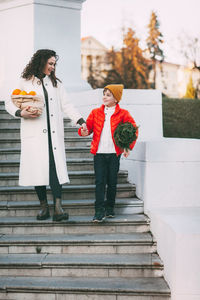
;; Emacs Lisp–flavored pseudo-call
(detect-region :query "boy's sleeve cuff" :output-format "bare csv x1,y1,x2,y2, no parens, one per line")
78,127,82,136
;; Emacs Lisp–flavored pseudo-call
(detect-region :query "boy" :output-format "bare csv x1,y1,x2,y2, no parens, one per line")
78,84,138,222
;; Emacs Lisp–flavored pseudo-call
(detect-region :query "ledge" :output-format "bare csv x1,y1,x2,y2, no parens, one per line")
0,0,86,11
127,138,200,162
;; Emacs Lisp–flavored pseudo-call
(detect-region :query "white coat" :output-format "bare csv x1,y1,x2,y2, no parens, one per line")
5,76,82,186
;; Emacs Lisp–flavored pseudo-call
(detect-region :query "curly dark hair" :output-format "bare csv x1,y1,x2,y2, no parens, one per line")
21,49,61,87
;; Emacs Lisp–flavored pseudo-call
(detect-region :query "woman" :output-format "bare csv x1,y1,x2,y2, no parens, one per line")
5,49,87,221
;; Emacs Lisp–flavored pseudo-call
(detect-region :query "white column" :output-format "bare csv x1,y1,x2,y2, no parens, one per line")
0,0,90,101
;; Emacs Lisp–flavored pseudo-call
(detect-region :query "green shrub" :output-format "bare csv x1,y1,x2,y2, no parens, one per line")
162,97,200,139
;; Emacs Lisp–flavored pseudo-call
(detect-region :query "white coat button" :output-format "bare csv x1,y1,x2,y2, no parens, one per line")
43,129,47,133
45,83,48,86
51,114,53,117
52,131,55,133
50,98,53,100
54,147,56,150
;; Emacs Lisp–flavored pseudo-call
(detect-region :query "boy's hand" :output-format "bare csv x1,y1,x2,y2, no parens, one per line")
123,149,130,158
81,123,89,136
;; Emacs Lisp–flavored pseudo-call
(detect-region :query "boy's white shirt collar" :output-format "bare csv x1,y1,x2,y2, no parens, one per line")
105,105,116,112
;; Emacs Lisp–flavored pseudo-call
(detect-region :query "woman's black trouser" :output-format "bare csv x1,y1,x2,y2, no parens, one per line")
35,136,62,200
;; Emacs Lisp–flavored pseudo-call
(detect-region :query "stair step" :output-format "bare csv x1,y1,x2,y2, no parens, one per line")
0,232,156,254
0,101,5,107
0,170,128,186
0,147,92,159
0,183,136,201
0,108,72,124
0,117,72,128
0,276,170,299
0,253,163,278
0,137,92,148
0,198,144,217
0,214,150,235
0,158,94,172
0,101,170,298
0,127,81,138
0,110,17,120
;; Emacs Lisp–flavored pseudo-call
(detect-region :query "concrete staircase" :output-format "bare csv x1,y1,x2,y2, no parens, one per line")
0,101,170,300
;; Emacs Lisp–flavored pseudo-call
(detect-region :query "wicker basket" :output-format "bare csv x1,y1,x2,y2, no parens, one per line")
11,95,44,116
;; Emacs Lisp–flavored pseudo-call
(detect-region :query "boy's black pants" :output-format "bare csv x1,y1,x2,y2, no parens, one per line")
94,153,120,211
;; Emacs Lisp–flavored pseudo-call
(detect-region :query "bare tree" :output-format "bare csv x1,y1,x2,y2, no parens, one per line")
179,33,200,98
179,33,200,71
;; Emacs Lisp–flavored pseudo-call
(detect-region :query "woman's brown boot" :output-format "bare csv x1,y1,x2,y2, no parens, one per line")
53,198,69,221
36,199,50,220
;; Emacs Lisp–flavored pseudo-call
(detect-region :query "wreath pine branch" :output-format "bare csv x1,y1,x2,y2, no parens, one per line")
114,122,138,151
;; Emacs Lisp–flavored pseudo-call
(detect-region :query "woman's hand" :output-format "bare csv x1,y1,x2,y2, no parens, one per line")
123,149,130,158
20,106,39,119
81,123,89,136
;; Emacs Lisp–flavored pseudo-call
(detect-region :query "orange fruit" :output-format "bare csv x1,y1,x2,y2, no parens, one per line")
28,91,36,96
19,91,28,95
12,89,21,95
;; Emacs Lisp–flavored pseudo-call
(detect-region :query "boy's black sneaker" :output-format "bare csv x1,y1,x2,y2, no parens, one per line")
92,211,105,223
105,208,115,218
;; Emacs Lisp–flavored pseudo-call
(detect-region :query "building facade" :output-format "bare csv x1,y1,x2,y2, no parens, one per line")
81,36,109,82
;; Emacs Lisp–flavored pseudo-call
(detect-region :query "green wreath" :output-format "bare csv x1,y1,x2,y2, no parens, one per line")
114,122,138,151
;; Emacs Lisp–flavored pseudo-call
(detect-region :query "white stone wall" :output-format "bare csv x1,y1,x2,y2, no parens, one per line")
0,0,89,102
69,88,163,141
0,1,34,99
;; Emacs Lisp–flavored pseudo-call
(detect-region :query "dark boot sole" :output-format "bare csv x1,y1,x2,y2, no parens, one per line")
36,213,50,221
53,213,69,222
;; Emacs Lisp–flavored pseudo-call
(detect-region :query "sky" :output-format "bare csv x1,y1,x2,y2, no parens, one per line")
81,0,200,65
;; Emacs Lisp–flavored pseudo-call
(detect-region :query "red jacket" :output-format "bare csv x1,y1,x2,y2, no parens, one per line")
78,104,138,156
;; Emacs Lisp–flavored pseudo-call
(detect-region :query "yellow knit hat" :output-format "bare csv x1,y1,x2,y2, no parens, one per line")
104,84,124,102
